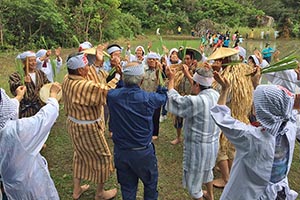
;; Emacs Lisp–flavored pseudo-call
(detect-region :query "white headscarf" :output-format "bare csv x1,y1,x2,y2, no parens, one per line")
67,54,88,70
0,89,19,129
254,85,295,136
16,51,36,61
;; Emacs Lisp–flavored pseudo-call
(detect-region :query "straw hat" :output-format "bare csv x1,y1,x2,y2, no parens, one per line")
82,47,110,58
82,47,96,55
178,47,202,61
207,47,239,60
39,83,62,103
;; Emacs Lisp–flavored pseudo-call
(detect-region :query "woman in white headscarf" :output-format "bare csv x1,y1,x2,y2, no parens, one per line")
210,70,298,200
0,83,61,200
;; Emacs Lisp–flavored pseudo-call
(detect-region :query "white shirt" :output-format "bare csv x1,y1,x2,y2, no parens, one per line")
0,98,59,200
36,58,63,82
211,105,298,200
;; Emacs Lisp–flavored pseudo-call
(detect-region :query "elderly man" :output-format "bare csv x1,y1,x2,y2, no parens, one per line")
9,51,50,118
166,66,220,200
0,83,61,200
36,47,63,82
211,69,298,200
103,44,126,72
141,52,163,140
62,52,120,200
107,62,167,200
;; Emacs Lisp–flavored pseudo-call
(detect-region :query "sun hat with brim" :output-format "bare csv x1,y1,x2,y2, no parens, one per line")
82,47,96,55
207,47,239,61
39,83,62,103
178,47,202,62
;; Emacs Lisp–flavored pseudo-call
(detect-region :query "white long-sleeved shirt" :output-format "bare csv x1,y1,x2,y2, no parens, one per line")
0,98,59,200
37,58,62,82
211,105,298,200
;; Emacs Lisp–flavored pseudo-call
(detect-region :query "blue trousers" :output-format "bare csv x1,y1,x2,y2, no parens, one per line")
114,144,158,200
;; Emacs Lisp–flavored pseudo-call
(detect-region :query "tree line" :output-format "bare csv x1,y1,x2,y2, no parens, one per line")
0,0,299,50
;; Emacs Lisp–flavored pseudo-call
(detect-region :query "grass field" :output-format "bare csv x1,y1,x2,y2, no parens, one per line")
0,36,300,200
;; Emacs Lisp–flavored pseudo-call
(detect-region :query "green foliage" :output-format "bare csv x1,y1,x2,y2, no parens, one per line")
2,0,300,49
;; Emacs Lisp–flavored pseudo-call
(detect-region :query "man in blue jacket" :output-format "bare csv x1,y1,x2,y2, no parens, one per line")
107,62,167,200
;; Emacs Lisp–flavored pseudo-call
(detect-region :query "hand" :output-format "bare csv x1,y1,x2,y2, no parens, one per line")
96,44,105,62
147,42,152,52
165,66,176,80
182,64,190,77
155,60,163,71
213,71,230,91
55,47,61,57
127,42,131,50
254,49,263,64
199,44,205,54
251,67,261,89
110,56,121,67
273,50,280,62
49,82,62,100
15,85,26,101
46,50,52,57
24,74,31,83
162,45,169,54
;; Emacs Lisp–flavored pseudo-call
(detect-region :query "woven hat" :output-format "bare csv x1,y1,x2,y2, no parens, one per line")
39,83,62,103
82,47,96,55
178,47,202,61
207,47,239,60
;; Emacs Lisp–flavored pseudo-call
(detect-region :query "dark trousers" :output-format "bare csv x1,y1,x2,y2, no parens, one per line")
152,107,161,136
114,144,158,200
161,102,167,116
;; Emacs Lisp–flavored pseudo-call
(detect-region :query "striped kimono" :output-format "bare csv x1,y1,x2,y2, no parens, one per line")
9,70,50,118
62,69,118,183
166,88,220,199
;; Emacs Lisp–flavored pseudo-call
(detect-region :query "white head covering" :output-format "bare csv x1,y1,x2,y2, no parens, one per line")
79,41,93,52
36,49,47,58
147,52,160,60
248,55,259,65
123,62,145,76
67,53,88,70
192,68,214,87
135,46,145,54
107,44,122,55
16,51,36,61
236,46,246,60
167,48,181,66
254,85,295,136
0,89,19,129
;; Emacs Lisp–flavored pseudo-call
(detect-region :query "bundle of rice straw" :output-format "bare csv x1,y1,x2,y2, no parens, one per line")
213,63,254,124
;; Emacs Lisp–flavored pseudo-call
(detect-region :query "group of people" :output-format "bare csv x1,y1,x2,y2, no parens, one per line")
0,38,299,200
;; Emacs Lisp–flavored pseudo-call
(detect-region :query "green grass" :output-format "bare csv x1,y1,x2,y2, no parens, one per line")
0,37,300,199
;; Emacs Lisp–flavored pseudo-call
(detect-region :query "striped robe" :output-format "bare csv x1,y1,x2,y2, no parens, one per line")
9,70,50,118
62,69,118,183
166,88,220,198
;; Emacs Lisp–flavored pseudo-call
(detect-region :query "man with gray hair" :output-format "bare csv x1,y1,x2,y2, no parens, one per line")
107,62,167,200
166,66,220,200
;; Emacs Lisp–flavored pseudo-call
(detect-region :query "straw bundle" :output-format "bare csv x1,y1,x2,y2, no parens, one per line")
213,63,254,124
170,63,199,91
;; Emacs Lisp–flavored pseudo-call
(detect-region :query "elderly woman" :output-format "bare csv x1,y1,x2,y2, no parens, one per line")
211,69,298,200
9,51,50,118
0,84,61,200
